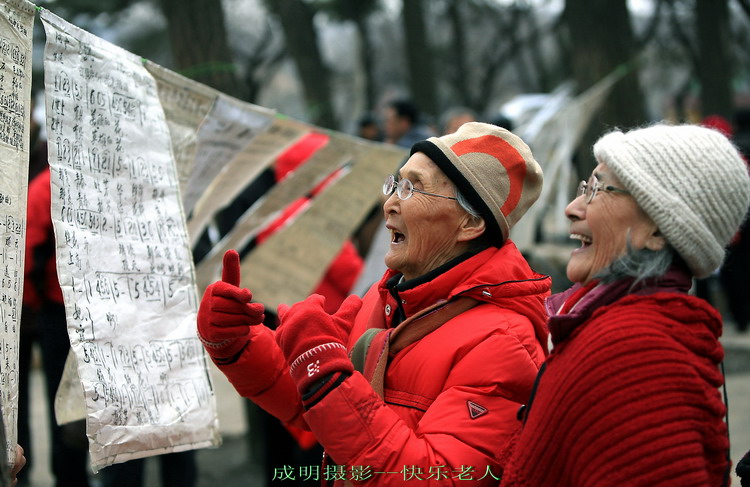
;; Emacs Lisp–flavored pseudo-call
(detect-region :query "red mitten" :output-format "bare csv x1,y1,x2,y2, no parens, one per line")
275,294,362,396
197,249,265,360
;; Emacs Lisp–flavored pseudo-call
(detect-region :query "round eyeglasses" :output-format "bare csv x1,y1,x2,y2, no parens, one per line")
577,176,629,204
383,174,457,201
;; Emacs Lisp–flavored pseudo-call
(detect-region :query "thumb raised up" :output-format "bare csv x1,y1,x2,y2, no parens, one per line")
222,249,242,286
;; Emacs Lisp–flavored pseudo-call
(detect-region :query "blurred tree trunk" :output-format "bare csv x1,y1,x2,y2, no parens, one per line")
354,15,377,112
564,0,646,177
525,8,552,93
696,0,733,119
159,0,246,99
447,0,470,108
265,0,338,129
311,0,380,114
401,0,438,119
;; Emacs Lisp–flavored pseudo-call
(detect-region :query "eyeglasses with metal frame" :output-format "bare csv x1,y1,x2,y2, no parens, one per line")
577,176,629,204
383,174,458,201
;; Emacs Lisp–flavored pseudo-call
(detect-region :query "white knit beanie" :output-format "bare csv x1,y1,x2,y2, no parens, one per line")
594,123,750,278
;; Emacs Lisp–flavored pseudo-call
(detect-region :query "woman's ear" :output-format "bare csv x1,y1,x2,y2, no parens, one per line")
457,215,486,243
644,229,667,251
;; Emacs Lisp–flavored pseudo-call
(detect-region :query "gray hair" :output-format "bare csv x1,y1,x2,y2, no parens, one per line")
454,186,481,220
595,243,675,286
453,185,494,249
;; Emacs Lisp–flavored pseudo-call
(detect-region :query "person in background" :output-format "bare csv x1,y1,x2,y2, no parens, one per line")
98,451,196,487
25,167,93,487
17,93,47,487
382,98,434,148
439,106,477,135
356,112,383,142
488,113,514,132
501,123,749,486
198,122,549,485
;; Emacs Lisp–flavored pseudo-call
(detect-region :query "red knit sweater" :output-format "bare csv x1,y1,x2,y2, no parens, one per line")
501,277,729,486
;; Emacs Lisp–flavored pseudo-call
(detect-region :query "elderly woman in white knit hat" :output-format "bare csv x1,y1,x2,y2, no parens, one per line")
501,123,750,487
198,122,552,484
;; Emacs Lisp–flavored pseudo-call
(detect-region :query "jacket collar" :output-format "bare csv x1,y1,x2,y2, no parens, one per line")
382,248,486,322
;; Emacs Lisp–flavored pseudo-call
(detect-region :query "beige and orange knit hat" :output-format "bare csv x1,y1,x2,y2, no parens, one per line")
411,122,543,245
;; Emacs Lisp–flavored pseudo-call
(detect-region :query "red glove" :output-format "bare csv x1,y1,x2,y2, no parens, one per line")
197,249,265,360
276,294,362,397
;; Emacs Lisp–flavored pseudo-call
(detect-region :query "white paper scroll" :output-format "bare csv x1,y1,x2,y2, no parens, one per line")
41,10,219,471
0,0,34,471
181,95,275,216
145,61,218,198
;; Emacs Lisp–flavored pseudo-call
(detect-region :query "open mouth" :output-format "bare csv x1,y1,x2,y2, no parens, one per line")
570,233,592,247
391,230,405,244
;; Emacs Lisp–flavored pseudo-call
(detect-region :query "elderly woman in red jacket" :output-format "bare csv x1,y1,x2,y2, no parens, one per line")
502,124,750,487
198,122,550,485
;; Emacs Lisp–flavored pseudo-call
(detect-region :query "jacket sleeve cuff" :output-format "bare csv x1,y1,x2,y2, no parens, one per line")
302,371,349,410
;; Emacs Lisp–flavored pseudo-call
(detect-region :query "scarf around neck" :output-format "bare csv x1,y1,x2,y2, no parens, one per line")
546,265,693,346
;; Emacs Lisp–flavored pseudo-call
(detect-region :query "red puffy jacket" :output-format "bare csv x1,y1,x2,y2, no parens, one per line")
216,241,550,485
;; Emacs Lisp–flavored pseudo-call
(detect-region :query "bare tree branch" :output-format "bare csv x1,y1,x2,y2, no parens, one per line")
636,0,666,48
667,0,700,74
472,5,543,110
237,18,287,102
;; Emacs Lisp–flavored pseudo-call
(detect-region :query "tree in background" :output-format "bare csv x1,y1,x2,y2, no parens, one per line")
35,0,251,100
313,0,381,113
643,0,744,122
262,0,337,129
231,15,286,103
430,0,566,118
696,0,733,118
401,0,438,120
33,0,750,144
445,0,471,109
158,0,246,99
563,0,647,175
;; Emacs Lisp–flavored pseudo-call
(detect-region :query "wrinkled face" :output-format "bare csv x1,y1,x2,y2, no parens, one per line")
565,163,663,284
383,153,478,281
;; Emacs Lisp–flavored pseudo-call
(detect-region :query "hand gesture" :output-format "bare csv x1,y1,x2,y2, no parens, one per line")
276,294,361,396
197,249,265,360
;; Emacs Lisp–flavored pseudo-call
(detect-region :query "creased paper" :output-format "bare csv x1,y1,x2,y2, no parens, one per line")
194,130,352,292
241,135,406,308
187,116,309,247
41,9,220,471
145,61,217,197
181,95,274,216
54,349,85,425
0,0,34,473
